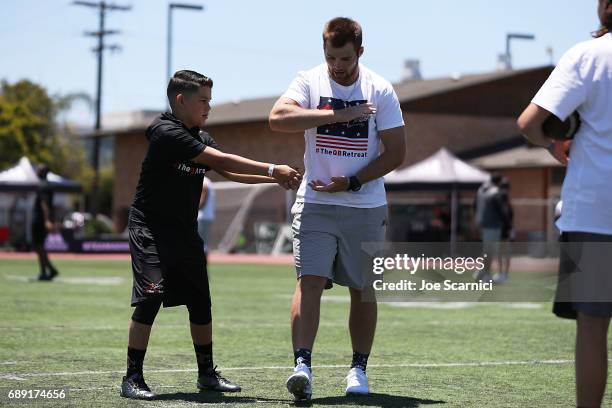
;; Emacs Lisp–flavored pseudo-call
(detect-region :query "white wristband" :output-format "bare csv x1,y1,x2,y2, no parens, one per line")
268,164,275,177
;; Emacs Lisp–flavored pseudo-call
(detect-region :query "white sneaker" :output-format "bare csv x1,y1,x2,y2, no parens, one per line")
286,363,312,401
345,367,369,395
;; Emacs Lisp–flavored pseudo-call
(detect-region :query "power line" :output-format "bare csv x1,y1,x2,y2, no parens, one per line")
72,1,131,219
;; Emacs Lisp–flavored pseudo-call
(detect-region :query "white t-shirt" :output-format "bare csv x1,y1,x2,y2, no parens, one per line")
197,177,215,221
532,33,612,234
283,63,404,208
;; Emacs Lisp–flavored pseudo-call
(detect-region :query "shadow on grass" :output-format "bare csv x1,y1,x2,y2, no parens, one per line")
306,393,446,407
153,392,287,404
153,392,445,406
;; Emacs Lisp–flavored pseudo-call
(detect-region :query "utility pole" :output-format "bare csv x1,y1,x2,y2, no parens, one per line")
72,1,131,219
166,3,204,108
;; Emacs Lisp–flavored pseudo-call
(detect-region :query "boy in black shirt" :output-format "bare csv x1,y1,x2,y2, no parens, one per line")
121,70,301,399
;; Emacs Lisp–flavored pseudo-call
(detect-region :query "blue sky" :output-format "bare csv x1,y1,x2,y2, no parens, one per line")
0,0,598,127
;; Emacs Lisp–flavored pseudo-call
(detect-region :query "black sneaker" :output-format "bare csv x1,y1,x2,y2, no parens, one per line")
197,366,241,392
37,274,51,281
120,373,155,400
48,268,59,280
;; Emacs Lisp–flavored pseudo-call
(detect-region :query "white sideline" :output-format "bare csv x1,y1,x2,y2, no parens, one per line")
1,359,576,381
4,274,124,285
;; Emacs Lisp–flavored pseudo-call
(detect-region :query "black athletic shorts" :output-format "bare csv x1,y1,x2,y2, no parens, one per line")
128,207,211,308
31,221,47,246
553,231,612,319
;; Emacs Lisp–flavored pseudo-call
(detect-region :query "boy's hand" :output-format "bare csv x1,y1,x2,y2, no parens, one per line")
273,165,302,184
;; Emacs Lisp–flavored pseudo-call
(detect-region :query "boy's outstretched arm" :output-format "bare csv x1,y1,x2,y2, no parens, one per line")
214,169,301,190
193,145,301,185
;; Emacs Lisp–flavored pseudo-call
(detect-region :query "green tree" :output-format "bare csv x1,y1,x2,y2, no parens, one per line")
0,79,94,193
0,80,55,168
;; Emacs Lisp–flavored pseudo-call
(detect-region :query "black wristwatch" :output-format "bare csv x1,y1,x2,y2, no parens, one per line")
347,175,362,192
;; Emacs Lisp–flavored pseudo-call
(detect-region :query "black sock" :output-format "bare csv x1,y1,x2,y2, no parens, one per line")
194,342,213,376
126,347,146,377
351,351,369,372
293,348,312,369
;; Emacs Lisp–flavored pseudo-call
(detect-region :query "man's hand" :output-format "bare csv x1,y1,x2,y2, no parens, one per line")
547,140,572,165
273,165,302,184
308,176,349,193
333,103,376,123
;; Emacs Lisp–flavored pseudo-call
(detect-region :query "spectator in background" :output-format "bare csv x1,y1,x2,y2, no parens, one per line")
494,177,514,283
32,164,59,281
430,205,451,242
473,173,507,282
197,176,215,255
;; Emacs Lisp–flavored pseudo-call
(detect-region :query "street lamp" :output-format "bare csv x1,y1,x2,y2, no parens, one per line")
166,3,204,104
505,33,535,69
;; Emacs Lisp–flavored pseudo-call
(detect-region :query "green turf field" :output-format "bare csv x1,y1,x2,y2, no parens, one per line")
0,259,610,407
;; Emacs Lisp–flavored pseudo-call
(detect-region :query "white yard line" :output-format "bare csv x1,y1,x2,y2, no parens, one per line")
0,321,349,332
3,274,124,285
274,295,544,309
1,359,576,381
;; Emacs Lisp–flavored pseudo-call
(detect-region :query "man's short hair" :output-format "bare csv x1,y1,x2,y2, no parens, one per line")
167,70,213,107
322,17,362,50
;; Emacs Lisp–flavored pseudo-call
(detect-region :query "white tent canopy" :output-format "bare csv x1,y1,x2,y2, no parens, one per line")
384,148,490,253
0,157,81,192
385,147,490,189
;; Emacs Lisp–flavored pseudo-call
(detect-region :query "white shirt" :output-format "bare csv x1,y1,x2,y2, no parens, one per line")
532,33,612,235
197,177,215,221
283,63,404,208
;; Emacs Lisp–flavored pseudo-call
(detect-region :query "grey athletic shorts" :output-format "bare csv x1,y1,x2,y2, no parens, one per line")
291,202,387,289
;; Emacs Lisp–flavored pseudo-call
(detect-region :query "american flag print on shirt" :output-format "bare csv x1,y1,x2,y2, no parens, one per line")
315,97,369,153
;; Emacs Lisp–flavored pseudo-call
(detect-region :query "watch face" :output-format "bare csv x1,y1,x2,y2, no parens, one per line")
349,176,362,191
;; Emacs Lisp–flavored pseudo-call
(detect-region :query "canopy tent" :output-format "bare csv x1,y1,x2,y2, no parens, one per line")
0,157,82,249
384,148,490,252
385,147,490,191
0,157,82,193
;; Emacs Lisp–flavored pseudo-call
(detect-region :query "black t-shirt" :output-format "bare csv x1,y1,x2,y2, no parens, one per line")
131,112,219,234
33,181,53,226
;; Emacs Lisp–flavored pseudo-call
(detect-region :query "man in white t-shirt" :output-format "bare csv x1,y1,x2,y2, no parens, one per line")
517,2,612,405
269,17,406,400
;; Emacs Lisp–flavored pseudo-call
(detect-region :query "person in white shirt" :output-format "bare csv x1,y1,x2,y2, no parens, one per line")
517,2,612,406
197,176,215,254
269,17,406,400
